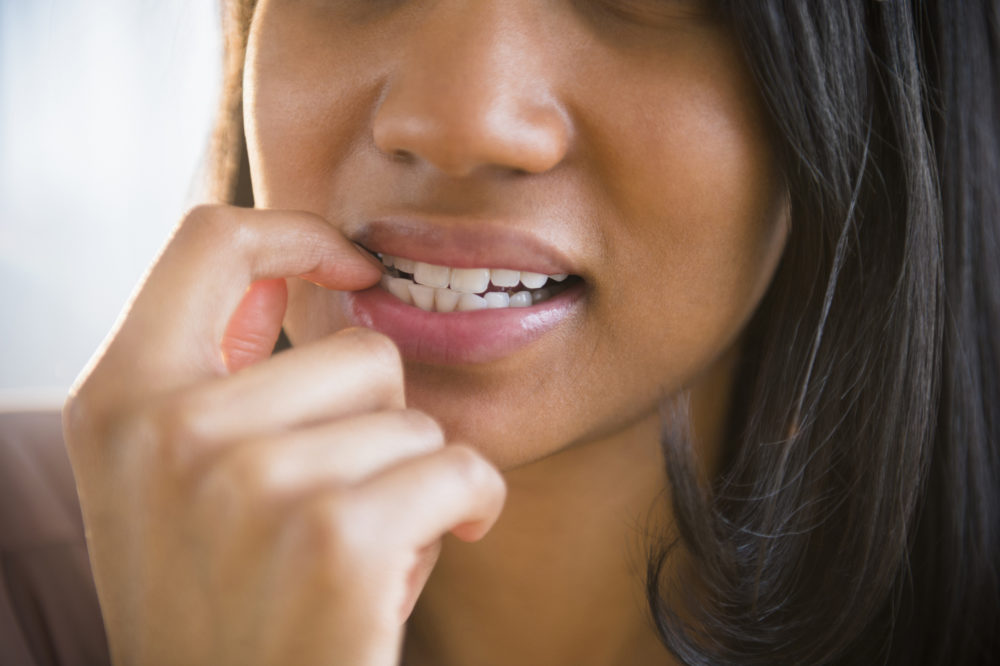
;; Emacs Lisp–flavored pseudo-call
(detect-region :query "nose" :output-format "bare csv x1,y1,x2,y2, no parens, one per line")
372,3,572,178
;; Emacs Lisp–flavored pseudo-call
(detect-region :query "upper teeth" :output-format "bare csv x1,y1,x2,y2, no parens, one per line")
377,254,570,312
379,254,567,292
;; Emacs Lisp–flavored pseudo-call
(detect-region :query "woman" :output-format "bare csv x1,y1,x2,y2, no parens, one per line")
56,0,999,664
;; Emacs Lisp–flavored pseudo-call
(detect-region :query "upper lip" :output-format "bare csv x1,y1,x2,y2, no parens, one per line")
351,216,579,275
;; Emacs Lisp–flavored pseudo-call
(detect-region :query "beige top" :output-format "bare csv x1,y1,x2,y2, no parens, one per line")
0,410,109,665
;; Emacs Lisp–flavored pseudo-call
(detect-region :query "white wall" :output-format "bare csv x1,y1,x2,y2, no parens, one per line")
0,0,222,403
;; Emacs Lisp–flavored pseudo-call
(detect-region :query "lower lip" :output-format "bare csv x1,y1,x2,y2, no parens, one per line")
343,283,585,364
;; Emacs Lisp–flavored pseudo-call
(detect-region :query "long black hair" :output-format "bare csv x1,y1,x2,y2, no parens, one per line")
214,2,1000,663
648,2,1000,663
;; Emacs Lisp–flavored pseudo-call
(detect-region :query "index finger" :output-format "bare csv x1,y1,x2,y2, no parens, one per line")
95,205,382,395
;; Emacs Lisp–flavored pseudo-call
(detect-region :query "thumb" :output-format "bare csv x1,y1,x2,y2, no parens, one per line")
220,278,288,373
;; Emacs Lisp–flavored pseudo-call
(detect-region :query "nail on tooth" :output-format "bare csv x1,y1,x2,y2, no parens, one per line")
457,293,488,312
434,288,461,313
408,283,436,311
387,277,414,305
449,267,491,294
381,254,395,268
509,291,533,308
394,257,416,273
519,271,548,289
490,268,520,288
484,292,510,309
413,262,451,288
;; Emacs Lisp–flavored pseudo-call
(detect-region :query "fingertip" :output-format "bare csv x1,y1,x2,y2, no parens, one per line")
299,243,385,292
221,278,288,373
449,462,507,543
449,520,492,543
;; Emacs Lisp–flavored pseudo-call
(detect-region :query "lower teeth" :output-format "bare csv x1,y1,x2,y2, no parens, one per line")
380,274,558,312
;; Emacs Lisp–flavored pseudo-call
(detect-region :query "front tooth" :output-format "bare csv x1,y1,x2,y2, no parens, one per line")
394,257,416,273
434,288,461,312
408,283,435,311
519,271,548,289
509,291,533,308
484,292,510,309
490,268,520,288
551,273,568,282
386,277,414,304
413,262,451,288
457,293,488,312
449,267,490,294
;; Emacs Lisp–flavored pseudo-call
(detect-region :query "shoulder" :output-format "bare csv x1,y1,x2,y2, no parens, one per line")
0,409,110,666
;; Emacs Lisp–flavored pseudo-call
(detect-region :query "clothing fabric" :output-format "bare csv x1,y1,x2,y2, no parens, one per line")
0,410,109,666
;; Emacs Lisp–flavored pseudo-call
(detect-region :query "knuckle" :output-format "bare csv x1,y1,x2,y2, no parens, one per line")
295,492,369,560
442,445,491,486
62,389,102,451
341,327,403,372
441,445,505,502
181,203,226,228
196,446,276,516
395,410,445,449
176,204,240,247
219,447,276,495
154,393,211,451
128,393,215,479
336,327,404,397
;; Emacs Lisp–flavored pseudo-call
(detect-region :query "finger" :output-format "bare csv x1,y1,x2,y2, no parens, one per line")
355,445,507,546
221,278,288,373
198,409,444,492
103,205,383,392
176,327,405,445
399,541,441,622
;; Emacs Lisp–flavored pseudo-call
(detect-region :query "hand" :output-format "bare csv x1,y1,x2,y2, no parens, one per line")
63,205,506,666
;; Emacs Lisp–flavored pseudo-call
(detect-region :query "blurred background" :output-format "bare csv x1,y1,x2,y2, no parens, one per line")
0,0,222,405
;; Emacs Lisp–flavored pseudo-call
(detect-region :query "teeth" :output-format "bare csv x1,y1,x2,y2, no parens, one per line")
434,288,461,313
385,276,413,305
484,292,509,308
509,291,533,308
394,257,416,273
408,283,436,311
377,254,574,312
490,269,520,288
413,262,451,288
457,293,488,312
519,271,548,289
449,267,491,294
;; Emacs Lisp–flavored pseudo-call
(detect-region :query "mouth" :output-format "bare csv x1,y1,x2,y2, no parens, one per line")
343,220,585,364
376,252,582,313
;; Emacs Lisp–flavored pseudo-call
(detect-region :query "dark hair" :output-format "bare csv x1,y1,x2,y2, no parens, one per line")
213,2,1000,663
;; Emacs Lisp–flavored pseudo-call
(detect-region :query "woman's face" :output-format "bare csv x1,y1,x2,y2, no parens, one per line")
244,0,788,469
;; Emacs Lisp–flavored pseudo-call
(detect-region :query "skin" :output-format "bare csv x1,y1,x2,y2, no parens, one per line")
64,0,788,664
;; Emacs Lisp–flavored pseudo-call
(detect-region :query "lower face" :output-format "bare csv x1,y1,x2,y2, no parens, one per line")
244,0,789,470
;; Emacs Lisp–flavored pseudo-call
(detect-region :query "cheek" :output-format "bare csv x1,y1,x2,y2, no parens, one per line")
244,7,376,209
585,54,788,379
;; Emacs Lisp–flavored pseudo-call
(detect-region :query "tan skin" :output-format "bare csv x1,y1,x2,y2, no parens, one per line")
64,0,787,664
